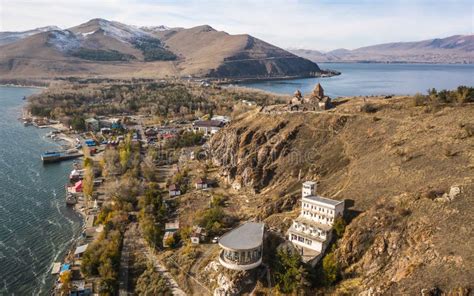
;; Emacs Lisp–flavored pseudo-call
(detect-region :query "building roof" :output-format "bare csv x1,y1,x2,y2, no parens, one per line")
196,178,206,184
74,244,88,255
303,195,344,207
303,181,316,186
219,222,264,250
165,221,180,231
169,184,178,191
85,118,98,123
193,120,224,128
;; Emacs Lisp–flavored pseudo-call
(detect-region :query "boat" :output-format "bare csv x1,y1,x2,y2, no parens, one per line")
66,193,77,205
51,262,61,275
41,151,61,163
41,150,83,163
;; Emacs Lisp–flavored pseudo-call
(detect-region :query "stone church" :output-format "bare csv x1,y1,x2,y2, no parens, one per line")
288,83,332,111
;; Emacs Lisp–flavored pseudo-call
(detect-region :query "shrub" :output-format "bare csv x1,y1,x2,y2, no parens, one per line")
413,93,429,106
360,103,378,113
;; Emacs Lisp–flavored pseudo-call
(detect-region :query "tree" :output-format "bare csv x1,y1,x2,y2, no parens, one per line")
135,264,171,295
198,206,226,235
322,250,340,286
82,165,94,199
273,246,310,294
333,216,346,238
164,234,176,248
71,116,85,131
59,270,72,295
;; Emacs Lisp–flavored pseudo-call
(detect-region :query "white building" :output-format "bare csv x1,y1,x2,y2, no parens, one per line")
287,181,344,262
192,120,225,135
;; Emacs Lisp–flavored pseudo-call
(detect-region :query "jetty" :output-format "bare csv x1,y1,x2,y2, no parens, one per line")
41,150,83,163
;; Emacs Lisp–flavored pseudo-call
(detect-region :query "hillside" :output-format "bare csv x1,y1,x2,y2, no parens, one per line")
0,19,321,80
209,94,474,294
291,35,474,64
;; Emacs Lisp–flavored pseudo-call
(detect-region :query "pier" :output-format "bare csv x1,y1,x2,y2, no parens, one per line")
41,151,83,163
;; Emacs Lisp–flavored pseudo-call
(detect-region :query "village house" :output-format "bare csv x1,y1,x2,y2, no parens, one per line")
195,178,208,190
218,222,265,271
190,226,207,244
287,181,344,264
85,118,99,132
165,220,180,232
211,115,231,124
192,120,225,135
168,184,181,197
74,244,88,260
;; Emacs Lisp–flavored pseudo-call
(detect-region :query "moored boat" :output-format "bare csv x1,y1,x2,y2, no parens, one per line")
41,151,61,163
66,193,76,205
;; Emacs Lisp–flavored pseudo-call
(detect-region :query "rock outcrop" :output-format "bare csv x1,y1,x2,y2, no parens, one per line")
209,96,474,293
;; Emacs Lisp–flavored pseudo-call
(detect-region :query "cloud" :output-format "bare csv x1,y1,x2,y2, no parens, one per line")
0,0,472,49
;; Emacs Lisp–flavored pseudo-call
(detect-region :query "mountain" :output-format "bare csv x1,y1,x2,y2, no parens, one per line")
0,26,61,46
291,35,474,64
0,19,320,80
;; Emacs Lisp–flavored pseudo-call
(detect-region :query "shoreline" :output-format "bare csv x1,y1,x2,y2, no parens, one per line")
26,120,88,295
0,83,48,89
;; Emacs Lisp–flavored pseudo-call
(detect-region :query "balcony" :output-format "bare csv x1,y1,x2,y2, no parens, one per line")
219,250,262,271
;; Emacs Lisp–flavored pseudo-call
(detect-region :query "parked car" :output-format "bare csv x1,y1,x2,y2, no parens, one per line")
212,236,219,243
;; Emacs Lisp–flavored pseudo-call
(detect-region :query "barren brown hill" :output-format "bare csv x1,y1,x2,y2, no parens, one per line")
0,19,321,80
209,96,474,294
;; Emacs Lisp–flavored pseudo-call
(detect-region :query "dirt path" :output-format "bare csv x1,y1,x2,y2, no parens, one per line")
118,223,138,296
133,227,187,296
156,164,178,188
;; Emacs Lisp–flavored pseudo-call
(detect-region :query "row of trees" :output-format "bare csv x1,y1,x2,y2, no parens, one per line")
81,217,126,295
139,184,167,248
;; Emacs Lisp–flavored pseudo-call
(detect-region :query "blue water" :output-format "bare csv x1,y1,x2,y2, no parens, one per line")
240,63,474,97
0,86,82,295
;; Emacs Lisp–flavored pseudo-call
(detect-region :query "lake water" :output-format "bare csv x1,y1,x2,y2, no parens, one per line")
239,63,474,97
0,86,82,295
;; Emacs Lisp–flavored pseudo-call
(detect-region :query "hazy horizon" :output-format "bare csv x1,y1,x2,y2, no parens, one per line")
0,0,472,50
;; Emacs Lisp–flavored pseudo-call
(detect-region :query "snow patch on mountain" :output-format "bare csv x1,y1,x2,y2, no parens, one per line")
0,26,62,46
47,30,80,52
81,30,97,37
94,19,149,42
141,25,170,32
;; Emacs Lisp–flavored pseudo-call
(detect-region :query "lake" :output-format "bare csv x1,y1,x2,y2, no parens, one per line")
239,63,474,97
0,86,82,295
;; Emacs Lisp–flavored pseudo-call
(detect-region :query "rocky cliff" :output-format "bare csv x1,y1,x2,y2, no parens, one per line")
209,96,474,293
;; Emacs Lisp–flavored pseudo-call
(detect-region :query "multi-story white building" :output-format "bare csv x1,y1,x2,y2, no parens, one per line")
288,181,344,261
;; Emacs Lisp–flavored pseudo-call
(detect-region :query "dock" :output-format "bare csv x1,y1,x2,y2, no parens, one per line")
41,151,84,163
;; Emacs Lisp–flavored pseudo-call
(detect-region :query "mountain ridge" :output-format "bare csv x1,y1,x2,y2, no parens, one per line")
290,35,474,64
0,19,321,80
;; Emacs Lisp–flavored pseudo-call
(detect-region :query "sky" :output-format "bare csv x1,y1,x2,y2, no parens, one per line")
0,0,472,50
